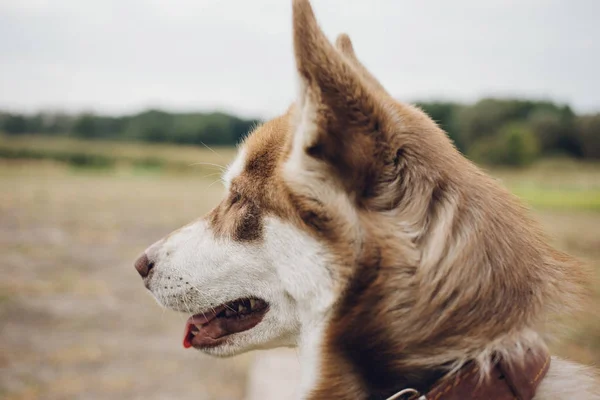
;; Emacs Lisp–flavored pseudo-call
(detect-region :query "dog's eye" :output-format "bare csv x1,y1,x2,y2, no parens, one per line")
230,192,242,205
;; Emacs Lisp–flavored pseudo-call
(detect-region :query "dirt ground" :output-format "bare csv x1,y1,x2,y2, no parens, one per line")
1,160,598,399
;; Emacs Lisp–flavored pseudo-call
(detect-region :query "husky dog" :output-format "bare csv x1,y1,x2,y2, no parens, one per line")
134,1,599,398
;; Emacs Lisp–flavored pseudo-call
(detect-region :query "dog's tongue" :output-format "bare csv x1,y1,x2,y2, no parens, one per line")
183,316,228,349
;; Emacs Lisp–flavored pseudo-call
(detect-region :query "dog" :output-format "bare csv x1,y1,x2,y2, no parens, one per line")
133,0,599,398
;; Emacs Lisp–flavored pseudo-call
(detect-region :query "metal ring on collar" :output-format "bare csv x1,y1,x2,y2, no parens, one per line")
386,388,426,400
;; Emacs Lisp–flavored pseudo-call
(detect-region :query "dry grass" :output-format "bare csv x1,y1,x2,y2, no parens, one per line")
0,145,598,399
0,158,252,400
0,134,237,167
491,158,600,211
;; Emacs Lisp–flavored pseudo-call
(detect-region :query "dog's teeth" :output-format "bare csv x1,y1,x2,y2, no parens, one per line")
238,303,245,313
249,299,256,310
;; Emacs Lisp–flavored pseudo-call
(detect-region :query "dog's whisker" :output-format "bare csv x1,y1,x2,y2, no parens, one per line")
191,286,219,316
181,295,194,321
172,293,186,324
183,279,218,316
199,172,223,180
223,303,237,313
199,141,224,159
187,162,226,171
207,178,223,189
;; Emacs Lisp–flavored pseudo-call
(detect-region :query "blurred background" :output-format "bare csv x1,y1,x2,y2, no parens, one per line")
1,0,599,399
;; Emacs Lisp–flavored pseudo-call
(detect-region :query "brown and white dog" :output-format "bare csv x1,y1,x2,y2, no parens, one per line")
134,1,599,398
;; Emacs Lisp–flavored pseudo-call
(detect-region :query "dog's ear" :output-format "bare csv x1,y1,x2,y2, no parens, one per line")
292,0,373,116
335,33,387,94
289,0,400,203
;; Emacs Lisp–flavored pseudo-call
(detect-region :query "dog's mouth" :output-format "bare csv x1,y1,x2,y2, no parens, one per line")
183,297,269,349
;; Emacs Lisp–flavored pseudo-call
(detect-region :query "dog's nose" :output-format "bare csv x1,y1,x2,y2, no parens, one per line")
134,253,154,278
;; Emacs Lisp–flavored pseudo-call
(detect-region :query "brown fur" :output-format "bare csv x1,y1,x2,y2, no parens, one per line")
203,0,595,398
288,0,590,395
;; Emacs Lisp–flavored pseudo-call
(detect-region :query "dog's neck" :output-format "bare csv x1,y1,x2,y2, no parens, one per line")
293,252,550,400
298,321,548,400
297,316,460,400
297,332,448,400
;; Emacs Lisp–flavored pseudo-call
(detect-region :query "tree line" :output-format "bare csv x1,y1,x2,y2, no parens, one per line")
0,109,259,147
1,98,599,165
416,99,599,165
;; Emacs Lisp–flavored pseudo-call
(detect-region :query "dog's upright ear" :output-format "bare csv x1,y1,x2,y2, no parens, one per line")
288,0,400,204
335,33,388,94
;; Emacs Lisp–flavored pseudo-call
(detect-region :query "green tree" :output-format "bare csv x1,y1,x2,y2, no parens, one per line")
72,113,98,138
125,110,174,142
469,122,539,166
528,107,580,157
455,99,572,154
576,114,600,159
501,123,540,166
3,114,28,134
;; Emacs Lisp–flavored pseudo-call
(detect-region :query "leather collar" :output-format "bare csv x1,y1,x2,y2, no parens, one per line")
388,348,551,400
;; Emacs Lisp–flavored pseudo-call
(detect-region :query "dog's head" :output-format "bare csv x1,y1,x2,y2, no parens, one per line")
134,0,583,366
133,0,428,357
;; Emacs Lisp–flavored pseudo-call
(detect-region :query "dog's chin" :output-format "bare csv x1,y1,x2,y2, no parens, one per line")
195,339,249,357
197,336,263,357
193,324,296,358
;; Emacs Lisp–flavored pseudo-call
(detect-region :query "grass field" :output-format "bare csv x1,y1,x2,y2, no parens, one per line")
0,136,599,399
0,134,237,172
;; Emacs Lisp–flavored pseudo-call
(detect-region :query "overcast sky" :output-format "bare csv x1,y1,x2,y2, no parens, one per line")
1,0,599,119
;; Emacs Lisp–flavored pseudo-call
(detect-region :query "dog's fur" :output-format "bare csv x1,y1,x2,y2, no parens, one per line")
138,1,599,398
